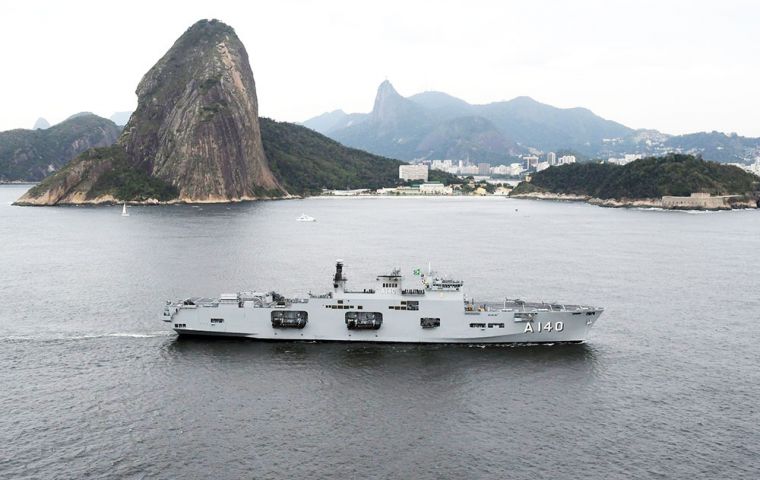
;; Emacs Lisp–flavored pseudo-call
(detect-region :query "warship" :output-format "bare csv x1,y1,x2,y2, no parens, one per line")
162,261,602,343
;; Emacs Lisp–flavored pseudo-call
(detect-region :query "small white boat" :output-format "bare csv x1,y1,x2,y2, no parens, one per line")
296,213,315,222
121,203,129,217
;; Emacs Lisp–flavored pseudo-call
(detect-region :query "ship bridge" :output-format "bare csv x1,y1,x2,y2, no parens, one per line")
374,266,464,298
330,261,464,300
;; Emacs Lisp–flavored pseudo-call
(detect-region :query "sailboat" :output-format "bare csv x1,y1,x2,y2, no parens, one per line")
121,203,129,217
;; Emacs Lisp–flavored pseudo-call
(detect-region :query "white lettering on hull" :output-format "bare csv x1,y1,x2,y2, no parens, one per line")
524,321,564,333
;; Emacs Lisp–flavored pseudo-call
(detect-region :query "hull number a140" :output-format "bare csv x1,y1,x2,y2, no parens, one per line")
524,322,564,333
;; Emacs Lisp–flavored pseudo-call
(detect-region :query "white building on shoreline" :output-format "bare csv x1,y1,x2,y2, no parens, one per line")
399,164,429,181
419,182,453,195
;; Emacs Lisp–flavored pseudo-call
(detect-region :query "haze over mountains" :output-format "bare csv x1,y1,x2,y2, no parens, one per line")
0,114,120,182
304,81,760,164
13,20,407,205
32,118,50,130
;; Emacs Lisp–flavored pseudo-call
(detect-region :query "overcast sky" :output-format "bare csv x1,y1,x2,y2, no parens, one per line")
2,0,758,135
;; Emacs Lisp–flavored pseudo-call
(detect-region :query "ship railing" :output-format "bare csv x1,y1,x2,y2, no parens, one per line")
309,291,333,299
464,299,593,313
429,286,461,291
287,298,309,304
162,305,179,320
179,298,198,308
401,289,425,295
344,289,376,294
469,300,570,312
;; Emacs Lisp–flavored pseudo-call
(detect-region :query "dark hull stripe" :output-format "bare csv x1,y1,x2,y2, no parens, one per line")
174,330,584,345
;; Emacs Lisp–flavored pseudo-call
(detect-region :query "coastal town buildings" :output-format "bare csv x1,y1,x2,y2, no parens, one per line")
399,164,428,181
419,182,454,195
425,152,585,178
730,158,760,176
523,155,539,169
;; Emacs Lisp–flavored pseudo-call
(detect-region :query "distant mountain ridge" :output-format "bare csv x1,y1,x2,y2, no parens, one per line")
0,114,120,182
33,118,50,130
304,82,760,164
308,80,528,163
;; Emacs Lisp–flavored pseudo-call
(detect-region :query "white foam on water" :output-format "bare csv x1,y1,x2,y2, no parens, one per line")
105,331,174,338
2,331,173,342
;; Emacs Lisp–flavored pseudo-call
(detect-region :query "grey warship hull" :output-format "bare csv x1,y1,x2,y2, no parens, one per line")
162,262,602,344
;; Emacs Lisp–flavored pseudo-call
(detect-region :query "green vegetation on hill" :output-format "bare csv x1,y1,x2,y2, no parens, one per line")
86,146,178,201
19,116,458,203
428,169,459,184
25,145,178,202
260,118,456,195
0,114,120,182
512,154,759,199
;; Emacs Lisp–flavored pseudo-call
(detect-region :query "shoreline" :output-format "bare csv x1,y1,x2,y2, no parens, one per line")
11,189,301,206
6,182,509,206
509,192,758,211
6,182,755,210
12,195,301,207
12,194,506,206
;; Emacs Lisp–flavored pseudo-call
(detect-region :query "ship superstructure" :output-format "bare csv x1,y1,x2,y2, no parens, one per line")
162,261,602,343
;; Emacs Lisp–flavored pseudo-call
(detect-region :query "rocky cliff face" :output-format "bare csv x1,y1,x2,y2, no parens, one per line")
119,19,282,201
369,80,429,128
16,19,285,205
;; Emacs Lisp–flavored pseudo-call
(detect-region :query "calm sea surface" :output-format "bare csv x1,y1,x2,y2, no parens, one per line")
0,185,758,479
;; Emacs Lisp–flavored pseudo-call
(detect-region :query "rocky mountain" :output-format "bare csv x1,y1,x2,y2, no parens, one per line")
16,19,409,205
119,18,283,202
477,96,631,152
304,82,760,164
302,109,367,134
18,19,284,204
414,116,515,164
32,118,50,130
329,81,435,160
307,80,525,163
0,114,120,182
303,81,631,163
406,91,474,119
